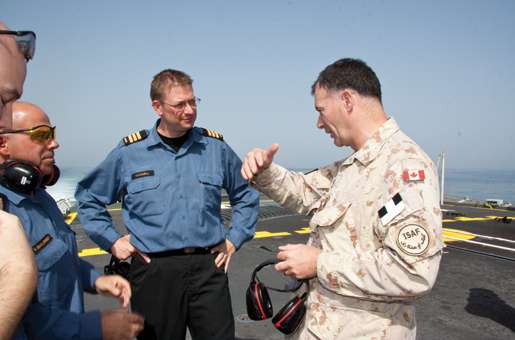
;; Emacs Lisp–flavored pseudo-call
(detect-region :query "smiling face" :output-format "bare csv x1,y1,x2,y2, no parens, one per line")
314,85,353,148
3,102,59,176
153,84,197,137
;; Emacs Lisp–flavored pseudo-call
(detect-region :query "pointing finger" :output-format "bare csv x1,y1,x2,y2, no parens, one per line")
267,143,279,158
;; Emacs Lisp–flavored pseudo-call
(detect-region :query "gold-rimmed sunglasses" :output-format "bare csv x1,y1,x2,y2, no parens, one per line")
0,125,56,144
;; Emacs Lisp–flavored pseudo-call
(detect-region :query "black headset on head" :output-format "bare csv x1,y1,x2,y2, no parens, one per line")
246,259,308,335
0,160,60,194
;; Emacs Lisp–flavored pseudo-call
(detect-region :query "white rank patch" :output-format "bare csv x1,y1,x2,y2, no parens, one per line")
397,224,430,256
378,193,405,226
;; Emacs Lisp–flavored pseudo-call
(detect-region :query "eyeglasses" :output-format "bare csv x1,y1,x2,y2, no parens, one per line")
161,97,201,112
0,30,37,62
0,125,56,144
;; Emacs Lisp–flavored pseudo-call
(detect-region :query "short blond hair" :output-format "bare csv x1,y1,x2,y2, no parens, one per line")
150,69,193,102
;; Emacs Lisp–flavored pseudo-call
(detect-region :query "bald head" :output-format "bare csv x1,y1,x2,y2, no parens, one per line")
0,101,59,175
11,101,49,130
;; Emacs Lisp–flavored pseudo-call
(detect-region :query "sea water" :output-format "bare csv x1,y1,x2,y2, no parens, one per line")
46,167,92,202
46,167,515,205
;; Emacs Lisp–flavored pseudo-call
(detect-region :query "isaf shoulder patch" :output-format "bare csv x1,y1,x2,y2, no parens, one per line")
397,224,430,256
123,130,149,145
201,128,224,141
32,234,53,254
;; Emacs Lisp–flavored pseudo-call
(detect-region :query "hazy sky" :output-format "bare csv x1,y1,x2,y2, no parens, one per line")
2,0,514,170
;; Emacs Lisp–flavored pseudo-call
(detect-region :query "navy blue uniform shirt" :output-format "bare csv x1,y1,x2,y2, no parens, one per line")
75,123,259,253
0,185,102,340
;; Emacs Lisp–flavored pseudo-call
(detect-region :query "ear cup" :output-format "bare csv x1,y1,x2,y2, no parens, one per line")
246,281,273,320
42,164,60,186
0,160,42,194
272,295,307,335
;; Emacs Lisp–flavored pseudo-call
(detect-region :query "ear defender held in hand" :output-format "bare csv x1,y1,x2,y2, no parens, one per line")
246,259,307,335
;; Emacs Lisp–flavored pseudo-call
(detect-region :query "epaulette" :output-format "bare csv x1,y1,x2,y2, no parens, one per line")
122,130,148,145
202,128,224,141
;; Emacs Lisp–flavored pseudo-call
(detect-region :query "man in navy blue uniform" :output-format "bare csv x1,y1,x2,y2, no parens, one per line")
76,69,259,340
0,101,144,339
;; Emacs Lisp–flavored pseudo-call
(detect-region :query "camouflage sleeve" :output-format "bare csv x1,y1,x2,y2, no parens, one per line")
253,162,338,215
316,158,443,300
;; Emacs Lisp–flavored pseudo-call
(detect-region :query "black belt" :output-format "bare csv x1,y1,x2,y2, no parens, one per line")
148,246,213,258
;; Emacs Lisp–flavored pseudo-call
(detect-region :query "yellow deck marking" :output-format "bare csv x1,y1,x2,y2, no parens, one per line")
443,228,476,243
486,215,515,220
294,227,311,234
254,231,291,239
454,216,496,222
78,247,108,257
66,208,123,226
65,212,77,225
442,219,456,223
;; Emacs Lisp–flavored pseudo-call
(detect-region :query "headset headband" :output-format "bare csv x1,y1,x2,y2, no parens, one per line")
251,258,306,293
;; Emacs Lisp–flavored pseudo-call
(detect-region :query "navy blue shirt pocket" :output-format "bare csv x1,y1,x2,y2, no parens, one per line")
35,238,77,307
125,175,164,217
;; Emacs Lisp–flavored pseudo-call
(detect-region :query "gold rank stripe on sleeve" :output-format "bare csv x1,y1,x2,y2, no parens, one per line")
122,129,149,145
202,128,224,141
32,234,53,254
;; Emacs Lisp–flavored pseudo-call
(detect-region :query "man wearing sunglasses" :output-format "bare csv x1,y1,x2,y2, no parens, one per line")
0,101,145,340
0,21,38,340
76,69,259,340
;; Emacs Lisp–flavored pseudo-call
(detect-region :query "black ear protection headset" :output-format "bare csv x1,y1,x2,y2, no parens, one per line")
246,259,308,335
0,160,60,194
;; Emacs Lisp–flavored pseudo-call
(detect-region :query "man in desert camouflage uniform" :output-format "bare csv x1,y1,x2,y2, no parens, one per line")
241,58,443,339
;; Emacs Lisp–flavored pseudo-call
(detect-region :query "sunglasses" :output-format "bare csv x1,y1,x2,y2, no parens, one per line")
0,125,56,144
0,30,37,61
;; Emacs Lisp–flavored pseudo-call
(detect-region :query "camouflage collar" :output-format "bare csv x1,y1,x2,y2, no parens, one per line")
343,118,400,167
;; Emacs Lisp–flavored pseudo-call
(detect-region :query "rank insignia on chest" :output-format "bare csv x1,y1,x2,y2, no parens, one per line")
378,193,405,226
402,169,425,182
32,234,53,254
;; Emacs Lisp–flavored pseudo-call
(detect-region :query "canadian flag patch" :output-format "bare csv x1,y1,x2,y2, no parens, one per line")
402,169,425,182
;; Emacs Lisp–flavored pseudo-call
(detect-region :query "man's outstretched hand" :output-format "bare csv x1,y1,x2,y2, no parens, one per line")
241,144,279,180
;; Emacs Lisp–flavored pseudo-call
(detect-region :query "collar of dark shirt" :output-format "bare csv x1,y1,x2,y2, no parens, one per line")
157,129,192,151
